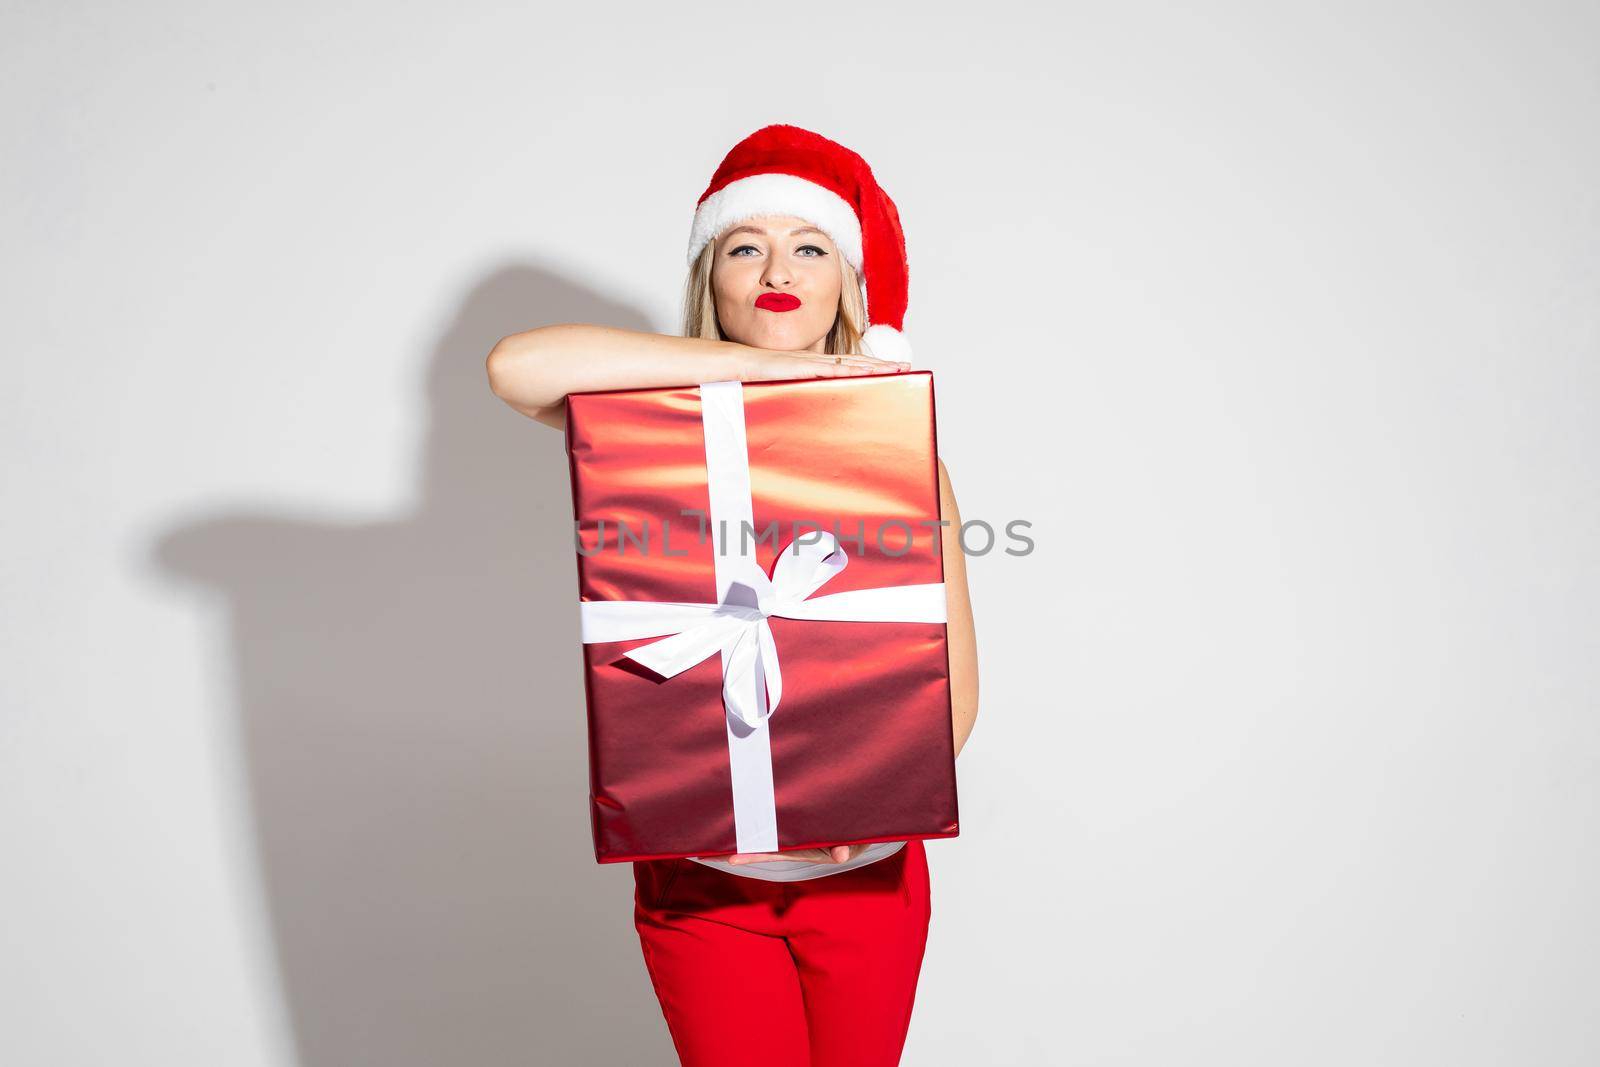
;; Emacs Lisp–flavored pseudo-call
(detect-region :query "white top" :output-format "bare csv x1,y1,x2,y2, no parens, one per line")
687,839,907,882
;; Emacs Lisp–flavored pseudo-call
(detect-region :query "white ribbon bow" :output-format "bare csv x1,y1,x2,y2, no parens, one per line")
579,529,947,730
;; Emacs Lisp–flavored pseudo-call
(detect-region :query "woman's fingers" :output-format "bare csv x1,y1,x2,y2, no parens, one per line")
746,352,912,381
728,849,830,864
810,357,911,377
690,842,880,865
723,844,873,865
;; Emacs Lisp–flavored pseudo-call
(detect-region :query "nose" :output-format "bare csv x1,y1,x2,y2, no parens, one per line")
760,255,793,289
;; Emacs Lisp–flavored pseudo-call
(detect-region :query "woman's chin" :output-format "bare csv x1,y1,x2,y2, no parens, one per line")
724,318,826,351
753,328,822,352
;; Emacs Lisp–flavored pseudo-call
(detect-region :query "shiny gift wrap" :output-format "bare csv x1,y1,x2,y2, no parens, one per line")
564,370,960,863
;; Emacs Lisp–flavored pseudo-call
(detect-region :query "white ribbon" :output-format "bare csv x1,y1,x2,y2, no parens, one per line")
577,379,947,853
579,530,947,730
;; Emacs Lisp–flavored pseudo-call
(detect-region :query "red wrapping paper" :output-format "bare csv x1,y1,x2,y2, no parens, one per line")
564,370,959,863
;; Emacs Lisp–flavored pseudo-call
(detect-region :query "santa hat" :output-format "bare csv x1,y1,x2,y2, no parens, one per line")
687,124,913,364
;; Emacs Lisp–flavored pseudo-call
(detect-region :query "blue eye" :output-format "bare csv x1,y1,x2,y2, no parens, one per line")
726,243,828,258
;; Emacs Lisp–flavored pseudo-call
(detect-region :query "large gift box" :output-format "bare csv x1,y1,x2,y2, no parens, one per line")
564,370,960,863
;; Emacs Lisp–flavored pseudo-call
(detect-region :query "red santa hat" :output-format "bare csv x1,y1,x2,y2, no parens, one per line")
687,124,913,364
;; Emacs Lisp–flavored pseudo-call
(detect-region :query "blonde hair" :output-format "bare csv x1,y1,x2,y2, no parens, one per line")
680,240,868,356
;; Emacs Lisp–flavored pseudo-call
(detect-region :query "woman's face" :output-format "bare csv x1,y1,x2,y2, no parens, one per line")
711,214,843,353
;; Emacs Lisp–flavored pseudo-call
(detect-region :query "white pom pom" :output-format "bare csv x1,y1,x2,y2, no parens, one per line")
861,324,914,365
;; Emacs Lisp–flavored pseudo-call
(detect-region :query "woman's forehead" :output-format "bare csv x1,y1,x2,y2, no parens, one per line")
718,215,834,241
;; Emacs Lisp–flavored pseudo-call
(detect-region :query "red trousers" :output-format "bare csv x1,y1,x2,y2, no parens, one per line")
632,839,932,1066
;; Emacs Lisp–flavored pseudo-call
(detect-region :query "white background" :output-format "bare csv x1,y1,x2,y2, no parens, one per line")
4,2,1597,1064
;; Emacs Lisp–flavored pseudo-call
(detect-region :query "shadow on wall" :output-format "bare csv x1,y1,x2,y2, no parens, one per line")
151,265,675,1067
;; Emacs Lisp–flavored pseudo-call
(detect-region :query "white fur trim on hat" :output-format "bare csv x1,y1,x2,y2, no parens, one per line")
687,172,864,267
860,324,914,365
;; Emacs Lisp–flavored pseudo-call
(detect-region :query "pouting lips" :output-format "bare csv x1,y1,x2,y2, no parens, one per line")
754,293,802,312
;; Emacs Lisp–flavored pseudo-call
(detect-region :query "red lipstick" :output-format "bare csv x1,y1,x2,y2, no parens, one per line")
755,292,802,312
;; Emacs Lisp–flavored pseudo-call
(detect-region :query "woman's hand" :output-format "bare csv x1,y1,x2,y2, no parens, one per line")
700,843,875,865
739,348,910,382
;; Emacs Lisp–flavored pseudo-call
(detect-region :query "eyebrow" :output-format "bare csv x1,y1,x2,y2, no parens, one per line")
724,225,827,238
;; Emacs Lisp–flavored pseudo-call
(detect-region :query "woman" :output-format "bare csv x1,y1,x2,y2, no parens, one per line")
486,125,979,1066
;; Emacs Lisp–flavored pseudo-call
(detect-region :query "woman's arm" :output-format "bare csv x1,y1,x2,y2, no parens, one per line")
938,458,980,758
485,324,902,431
